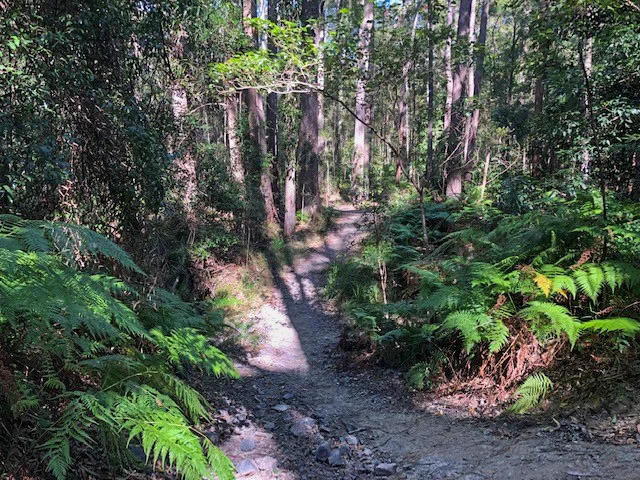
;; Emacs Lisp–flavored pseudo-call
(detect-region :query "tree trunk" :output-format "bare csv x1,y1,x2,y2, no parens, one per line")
284,156,296,236
351,0,374,198
266,0,279,195
462,0,489,177
170,27,197,245
243,0,279,228
426,2,435,186
531,0,548,177
443,0,455,137
395,9,419,183
224,93,244,185
445,0,475,198
297,0,325,219
581,36,593,175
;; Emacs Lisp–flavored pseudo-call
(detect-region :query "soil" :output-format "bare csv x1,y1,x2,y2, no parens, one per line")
202,205,640,480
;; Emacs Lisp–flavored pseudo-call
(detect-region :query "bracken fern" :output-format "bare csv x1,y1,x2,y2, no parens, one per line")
0,216,236,480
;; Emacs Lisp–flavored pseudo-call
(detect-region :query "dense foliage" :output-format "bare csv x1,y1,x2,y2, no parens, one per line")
328,181,640,410
0,216,236,478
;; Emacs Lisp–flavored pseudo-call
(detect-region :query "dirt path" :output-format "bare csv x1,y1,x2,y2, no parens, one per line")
210,206,640,479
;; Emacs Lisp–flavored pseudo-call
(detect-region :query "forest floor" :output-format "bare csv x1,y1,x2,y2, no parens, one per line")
200,205,640,480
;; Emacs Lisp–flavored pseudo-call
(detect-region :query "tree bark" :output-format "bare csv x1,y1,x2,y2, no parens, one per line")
266,0,280,205
284,156,296,236
243,0,279,227
531,0,548,177
297,0,325,220
462,0,490,177
224,93,244,185
170,27,197,245
445,0,475,198
351,0,374,198
581,36,593,175
395,9,419,183
426,2,435,187
443,0,455,137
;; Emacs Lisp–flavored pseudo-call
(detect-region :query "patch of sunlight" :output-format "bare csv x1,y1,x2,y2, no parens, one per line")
239,304,310,375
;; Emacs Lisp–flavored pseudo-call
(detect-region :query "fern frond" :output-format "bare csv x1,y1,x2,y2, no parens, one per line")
442,310,492,353
520,301,581,347
486,319,510,353
508,373,553,414
573,264,605,302
151,328,238,378
407,362,433,390
580,318,640,336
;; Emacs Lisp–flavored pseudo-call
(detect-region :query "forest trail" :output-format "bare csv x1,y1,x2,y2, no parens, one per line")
211,206,640,480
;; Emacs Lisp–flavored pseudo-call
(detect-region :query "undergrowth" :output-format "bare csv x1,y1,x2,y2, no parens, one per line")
0,215,237,479
328,181,640,413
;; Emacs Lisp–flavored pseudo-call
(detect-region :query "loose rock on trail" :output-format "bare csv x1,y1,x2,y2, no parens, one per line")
203,206,640,479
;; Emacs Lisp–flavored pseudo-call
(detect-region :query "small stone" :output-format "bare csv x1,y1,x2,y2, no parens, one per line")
290,417,318,437
240,438,256,452
328,449,346,467
236,459,258,476
316,442,331,462
345,435,359,446
375,463,398,476
272,404,290,412
255,456,278,471
338,444,350,455
263,421,276,430
363,448,373,456
282,392,295,400
205,431,219,444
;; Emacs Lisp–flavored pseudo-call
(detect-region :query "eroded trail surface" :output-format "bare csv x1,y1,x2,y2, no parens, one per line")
210,206,640,479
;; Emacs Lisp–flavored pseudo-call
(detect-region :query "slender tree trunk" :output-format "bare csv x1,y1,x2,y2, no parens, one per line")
426,2,435,187
225,93,244,185
170,27,197,245
243,0,279,227
297,0,325,220
266,0,279,199
172,85,197,244
443,0,455,136
479,147,491,200
351,0,374,198
581,36,593,175
462,0,490,179
284,156,296,236
395,9,419,183
445,0,475,198
531,0,548,177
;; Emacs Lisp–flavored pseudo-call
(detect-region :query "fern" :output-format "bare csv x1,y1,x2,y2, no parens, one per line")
520,301,581,347
486,319,510,353
573,264,606,302
442,310,492,353
509,373,553,414
580,318,640,336
0,217,236,479
407,362,433,390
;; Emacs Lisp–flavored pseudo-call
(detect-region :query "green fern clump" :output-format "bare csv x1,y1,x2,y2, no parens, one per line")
0,217,236,480
330,190,640,409
508,373,554,414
